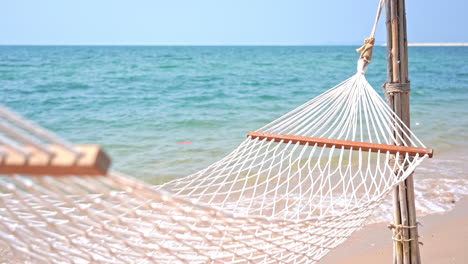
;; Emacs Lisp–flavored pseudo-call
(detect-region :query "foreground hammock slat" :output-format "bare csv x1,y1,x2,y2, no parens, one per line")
0,144,111,176
248,132,433,158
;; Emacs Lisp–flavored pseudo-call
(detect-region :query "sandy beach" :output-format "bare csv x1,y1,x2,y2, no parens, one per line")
321,197,468,264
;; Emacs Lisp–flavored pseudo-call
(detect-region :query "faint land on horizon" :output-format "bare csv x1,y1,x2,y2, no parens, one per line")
409,43,468,47
382,43,468,47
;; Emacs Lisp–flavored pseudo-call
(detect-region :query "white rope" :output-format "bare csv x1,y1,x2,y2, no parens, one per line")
0,105,82,158
370,0,386,39
0,79,429,262
0,72,429,262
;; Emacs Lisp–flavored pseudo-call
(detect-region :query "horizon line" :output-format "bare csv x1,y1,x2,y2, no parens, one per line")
0,43,376,47
1,42,467,47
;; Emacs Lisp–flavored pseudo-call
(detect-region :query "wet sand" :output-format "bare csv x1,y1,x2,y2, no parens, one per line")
321,197,468,264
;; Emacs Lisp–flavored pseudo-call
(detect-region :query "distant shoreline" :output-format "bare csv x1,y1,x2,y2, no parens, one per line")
409,43,468,47
382,43,468,47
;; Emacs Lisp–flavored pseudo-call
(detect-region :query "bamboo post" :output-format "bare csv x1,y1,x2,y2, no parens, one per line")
385,0,421,264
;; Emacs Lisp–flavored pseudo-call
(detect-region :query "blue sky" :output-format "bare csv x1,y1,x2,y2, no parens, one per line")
1,0,467,45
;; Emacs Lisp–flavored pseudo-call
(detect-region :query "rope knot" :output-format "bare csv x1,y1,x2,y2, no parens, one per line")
387,223,418,242
382,82,411,94
356,37,376,64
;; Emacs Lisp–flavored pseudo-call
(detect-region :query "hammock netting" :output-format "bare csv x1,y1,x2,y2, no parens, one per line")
0,70,430,264
0,1,432,262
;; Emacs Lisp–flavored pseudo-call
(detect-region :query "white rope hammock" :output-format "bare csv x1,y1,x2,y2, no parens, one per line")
0,1,432,263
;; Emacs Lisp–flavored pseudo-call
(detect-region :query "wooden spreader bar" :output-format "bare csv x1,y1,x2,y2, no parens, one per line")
248,132,433,158
0,145,111,176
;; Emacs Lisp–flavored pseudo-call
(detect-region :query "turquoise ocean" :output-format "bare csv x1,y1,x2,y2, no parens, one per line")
1,46,467,219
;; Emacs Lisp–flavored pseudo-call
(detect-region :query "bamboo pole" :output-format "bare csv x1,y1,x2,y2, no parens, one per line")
385,0,421,264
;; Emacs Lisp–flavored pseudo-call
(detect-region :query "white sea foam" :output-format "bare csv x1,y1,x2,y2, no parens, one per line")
367,150,468,224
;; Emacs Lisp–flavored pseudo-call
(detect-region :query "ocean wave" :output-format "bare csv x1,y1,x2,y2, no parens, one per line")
368,178,468,224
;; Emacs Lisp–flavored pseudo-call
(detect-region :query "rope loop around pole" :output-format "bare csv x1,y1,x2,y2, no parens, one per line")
387,223,418,242
382,82,411,94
